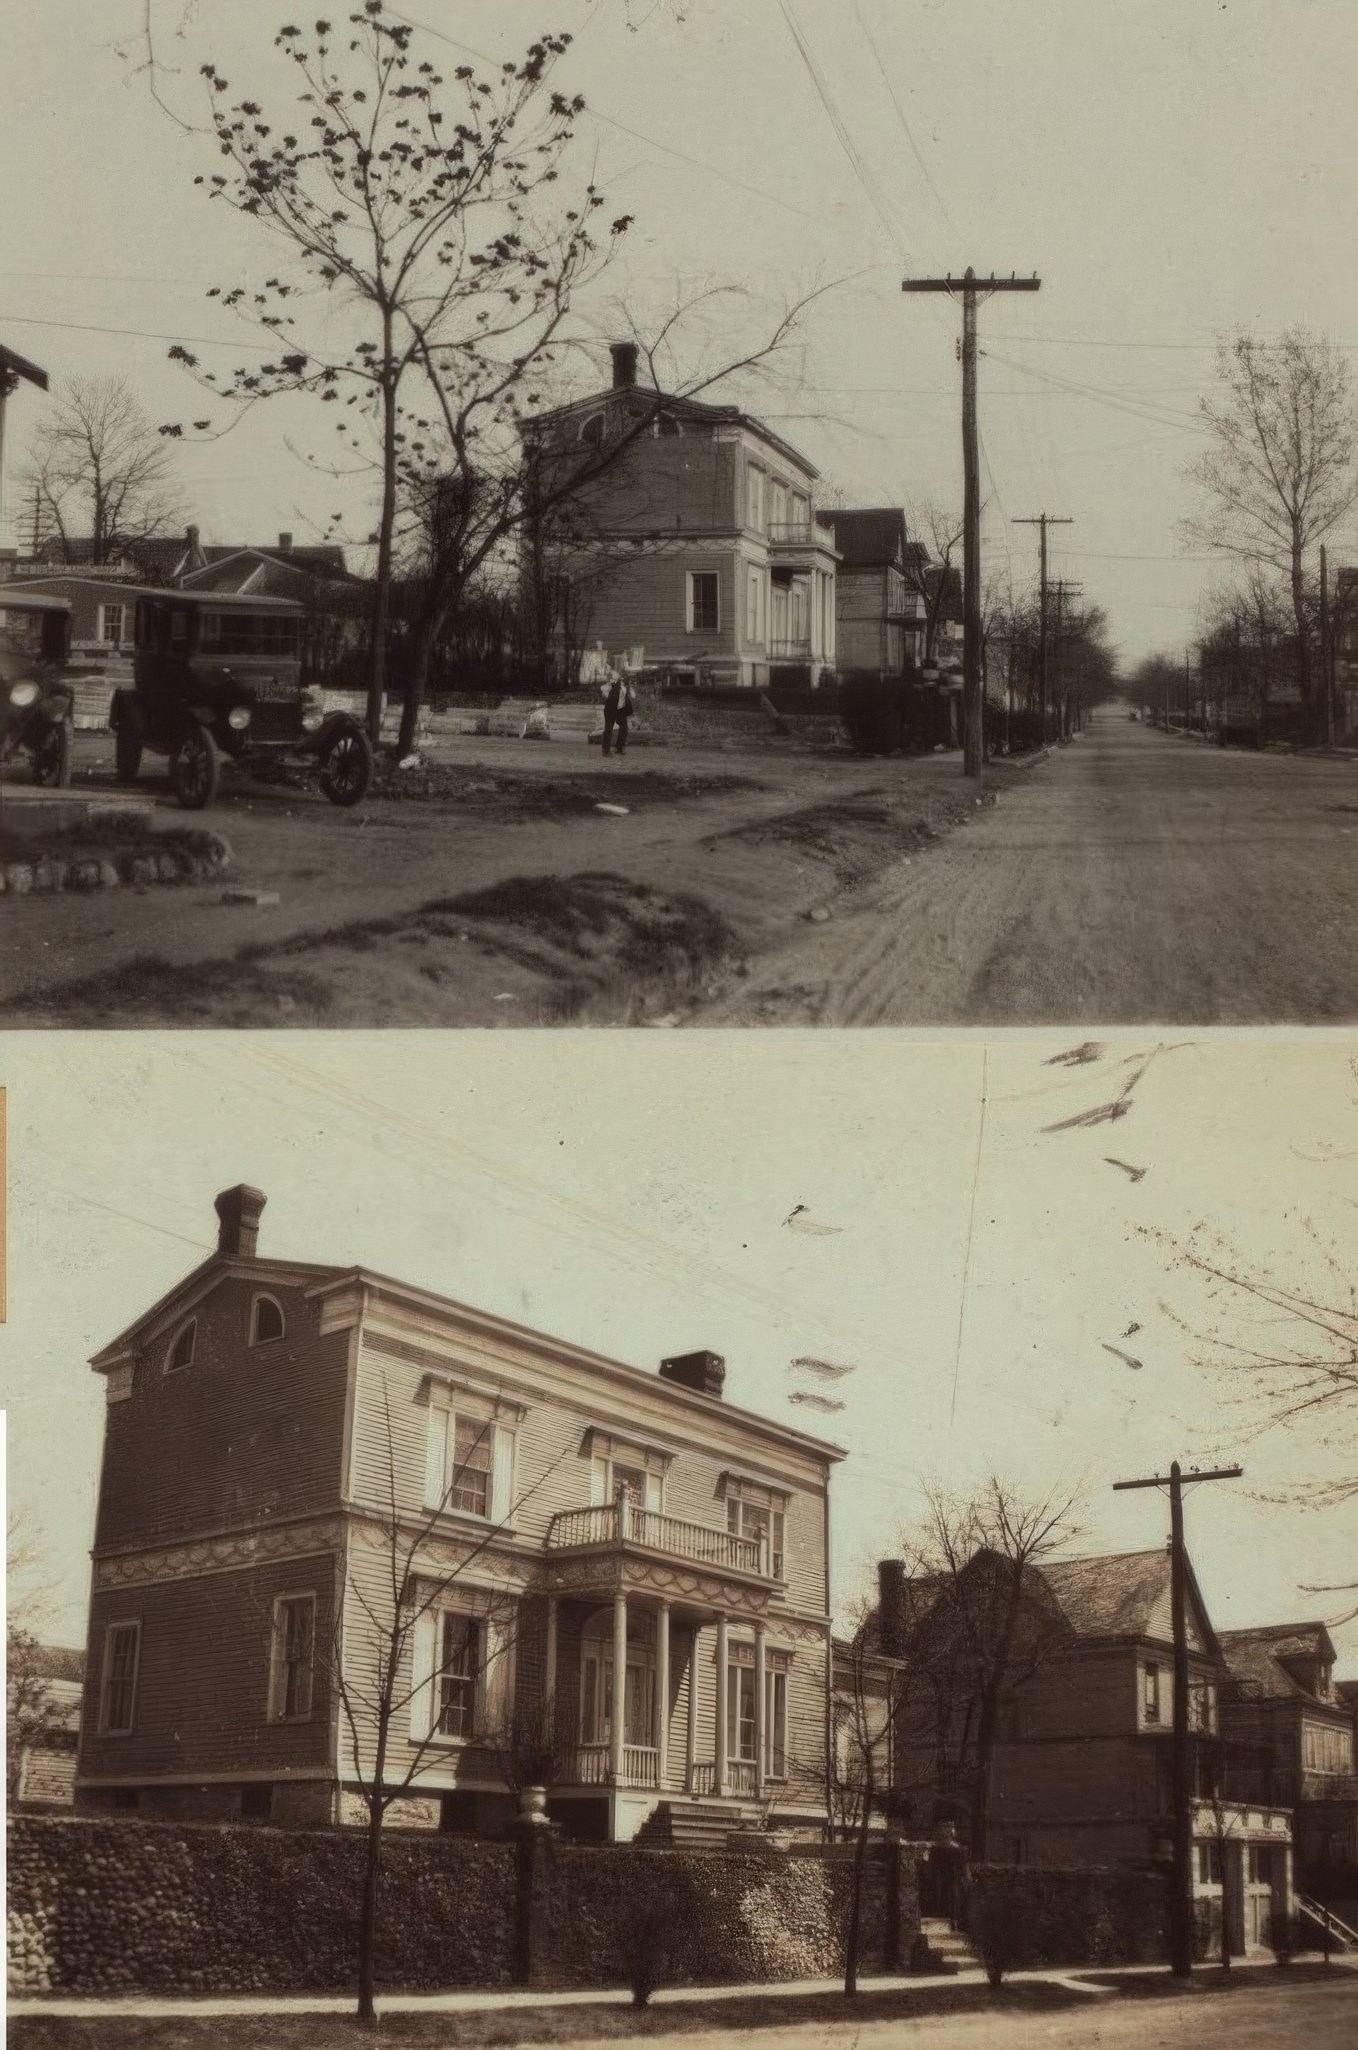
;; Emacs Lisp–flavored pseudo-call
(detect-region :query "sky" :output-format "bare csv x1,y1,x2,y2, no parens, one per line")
5,1031,1356,1668
6,0,1358,663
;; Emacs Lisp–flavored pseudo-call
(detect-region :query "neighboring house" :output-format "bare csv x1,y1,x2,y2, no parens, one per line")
830,1628,903,1837
528,342,838,692
824,510,926,677
1220,1624,1358,1885
77,1184,843,1844
13,1645,85,1810
877,1546,1295,1953
4,574,143,652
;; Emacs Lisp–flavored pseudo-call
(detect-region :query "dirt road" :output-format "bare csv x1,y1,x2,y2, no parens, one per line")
702,716,1358,1025
6,716,1356,1025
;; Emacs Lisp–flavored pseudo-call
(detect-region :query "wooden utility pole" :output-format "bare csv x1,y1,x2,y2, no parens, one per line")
1014,512,1073,742
1113,1460,1243,1978
0,344,49,548
903,270,1041,778
1050,579,1081,737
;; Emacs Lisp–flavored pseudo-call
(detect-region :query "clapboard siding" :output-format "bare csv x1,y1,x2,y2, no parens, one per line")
95,1279,351,1551
79,1552,336,1781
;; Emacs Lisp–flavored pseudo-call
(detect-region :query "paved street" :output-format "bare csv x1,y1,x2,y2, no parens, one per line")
707,716,1358,1025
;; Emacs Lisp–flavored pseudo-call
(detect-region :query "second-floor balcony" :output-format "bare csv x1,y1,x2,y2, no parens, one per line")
767,520,837,565
546,1500,770,1578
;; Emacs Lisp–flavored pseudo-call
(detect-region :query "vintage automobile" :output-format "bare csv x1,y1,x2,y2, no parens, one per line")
0,590,75,787
111,589,373,809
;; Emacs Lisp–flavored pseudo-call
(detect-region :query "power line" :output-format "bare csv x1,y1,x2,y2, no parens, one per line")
847,0,954,231
777,0,914,264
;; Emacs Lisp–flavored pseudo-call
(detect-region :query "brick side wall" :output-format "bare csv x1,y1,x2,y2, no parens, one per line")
966,1862,1169,1970
8,1817,916,1998
94,1277,350,1550
79,1553,337,1784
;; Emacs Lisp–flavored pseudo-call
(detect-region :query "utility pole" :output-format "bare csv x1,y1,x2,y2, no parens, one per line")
904,269,1041,778
0,344,49,549
1050,579,1081,737
1013,512,1073,743
1320,544,1334,749
1113,1460,1243,1978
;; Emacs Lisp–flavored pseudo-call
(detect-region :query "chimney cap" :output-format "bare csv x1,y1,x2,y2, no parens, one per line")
658,1349,725,1399
214,1184,267,1259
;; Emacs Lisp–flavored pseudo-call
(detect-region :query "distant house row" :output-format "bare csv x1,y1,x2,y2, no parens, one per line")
0,344,964,706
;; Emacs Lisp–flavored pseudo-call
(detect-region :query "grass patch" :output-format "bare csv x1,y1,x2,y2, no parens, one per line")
7,953,334,1027
718,788,994,887
368,763,765,812
9,1980,1089,2050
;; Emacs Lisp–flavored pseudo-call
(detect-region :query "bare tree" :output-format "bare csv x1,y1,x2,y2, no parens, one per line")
883,1478,1083,1861
830,1610,904,1998
1184,329,1358,719
905,502,964,666
324,1391,564,2025
163,4,630,742
25,378,182,565
7,1512,58,1805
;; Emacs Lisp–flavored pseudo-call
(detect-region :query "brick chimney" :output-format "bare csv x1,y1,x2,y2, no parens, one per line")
277,531,293,554
610,341,639,390
877,1558,907,1656
658,1349,725,1398
214,1184,267,1260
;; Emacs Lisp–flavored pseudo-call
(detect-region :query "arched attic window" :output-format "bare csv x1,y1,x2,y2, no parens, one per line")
577,411,604,447
164,1319,197,1374
250,1294,285,1347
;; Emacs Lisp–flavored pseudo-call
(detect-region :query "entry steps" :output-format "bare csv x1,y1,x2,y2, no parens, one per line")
1297,1895,1357,1951
633,1799,762,1851
914,1917,982,1975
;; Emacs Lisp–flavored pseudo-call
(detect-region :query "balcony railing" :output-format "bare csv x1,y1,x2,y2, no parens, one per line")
767,637,813,661
728,1759,758,1797
546,1501,764,1575
565,1743,659,1790
768,520,833,549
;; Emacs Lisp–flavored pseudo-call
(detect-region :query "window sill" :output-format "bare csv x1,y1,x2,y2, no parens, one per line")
422,1504,517,1539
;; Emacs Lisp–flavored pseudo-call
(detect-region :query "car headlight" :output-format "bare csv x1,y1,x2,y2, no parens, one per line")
300,688,325,733
301,710,325,732
227,706,252,731
8,680,38,708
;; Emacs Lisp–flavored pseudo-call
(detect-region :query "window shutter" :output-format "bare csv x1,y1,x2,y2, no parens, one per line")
643,1469,662,1513
295,1598,315,1719
590,1453,609,1506
491,1426,515,1524
409,1606,436,1742
479,1615,512,1736
424,1406,449,1511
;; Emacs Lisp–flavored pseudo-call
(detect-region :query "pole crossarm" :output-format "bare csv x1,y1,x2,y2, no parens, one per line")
1113,1466,1244,1491
902,275,1041,293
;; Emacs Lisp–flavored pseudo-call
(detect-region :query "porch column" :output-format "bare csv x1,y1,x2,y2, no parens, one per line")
610,1590,628,1784
685,1625,700,1792
754,1622,768,1798
544,1594,559,1724
656,1600,671,1790
715,1613,730,1796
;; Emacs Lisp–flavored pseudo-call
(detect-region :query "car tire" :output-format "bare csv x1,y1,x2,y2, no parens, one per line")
32,716,73,789
168,721,219,810
317,723,373,807
113,694,144,783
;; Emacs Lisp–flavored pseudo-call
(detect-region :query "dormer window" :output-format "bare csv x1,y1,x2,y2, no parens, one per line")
164,1319,197,1374
250,1295,285,1347
578,411,604,447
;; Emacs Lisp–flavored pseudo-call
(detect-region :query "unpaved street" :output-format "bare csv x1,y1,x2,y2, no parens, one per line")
4,714,1357,1025
703,716,1358,1025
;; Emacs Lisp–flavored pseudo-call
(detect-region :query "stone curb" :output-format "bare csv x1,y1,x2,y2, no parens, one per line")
0,833,232,898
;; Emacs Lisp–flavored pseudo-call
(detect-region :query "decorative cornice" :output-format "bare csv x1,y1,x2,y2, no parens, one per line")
94,1517,344,1591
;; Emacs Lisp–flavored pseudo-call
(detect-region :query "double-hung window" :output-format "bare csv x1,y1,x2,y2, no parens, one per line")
100,1621,141,1735
436,1614,480,1739
1142,1662,1162,1724
728,1648,758,1764
764,1652,789,1778
746,567,764,646
423,1385,521,1526
746,465,765,532
269,1594,315,1721
688,571,719,633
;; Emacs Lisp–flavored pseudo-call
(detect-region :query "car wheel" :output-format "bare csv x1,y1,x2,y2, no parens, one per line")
168,722,219,809
317,723,373,807
32,717,73,789
114,698,144,784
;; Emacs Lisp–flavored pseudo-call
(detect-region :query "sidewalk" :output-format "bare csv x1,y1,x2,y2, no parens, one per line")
12,1954,1352,2020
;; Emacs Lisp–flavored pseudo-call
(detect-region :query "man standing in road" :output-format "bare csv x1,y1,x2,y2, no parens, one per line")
600,669,636,757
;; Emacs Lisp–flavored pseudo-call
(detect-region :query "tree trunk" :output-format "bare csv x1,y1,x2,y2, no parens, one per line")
844,1799,871,1997
1292,535,1311,707
398,598,450,757
357,1799,383,2025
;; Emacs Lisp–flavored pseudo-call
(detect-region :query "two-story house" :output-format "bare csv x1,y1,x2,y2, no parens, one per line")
76,1184,843,1844
1220,1624,1358,1885
824,510,926,678
877,1546,1294,1951
528,342,838,693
